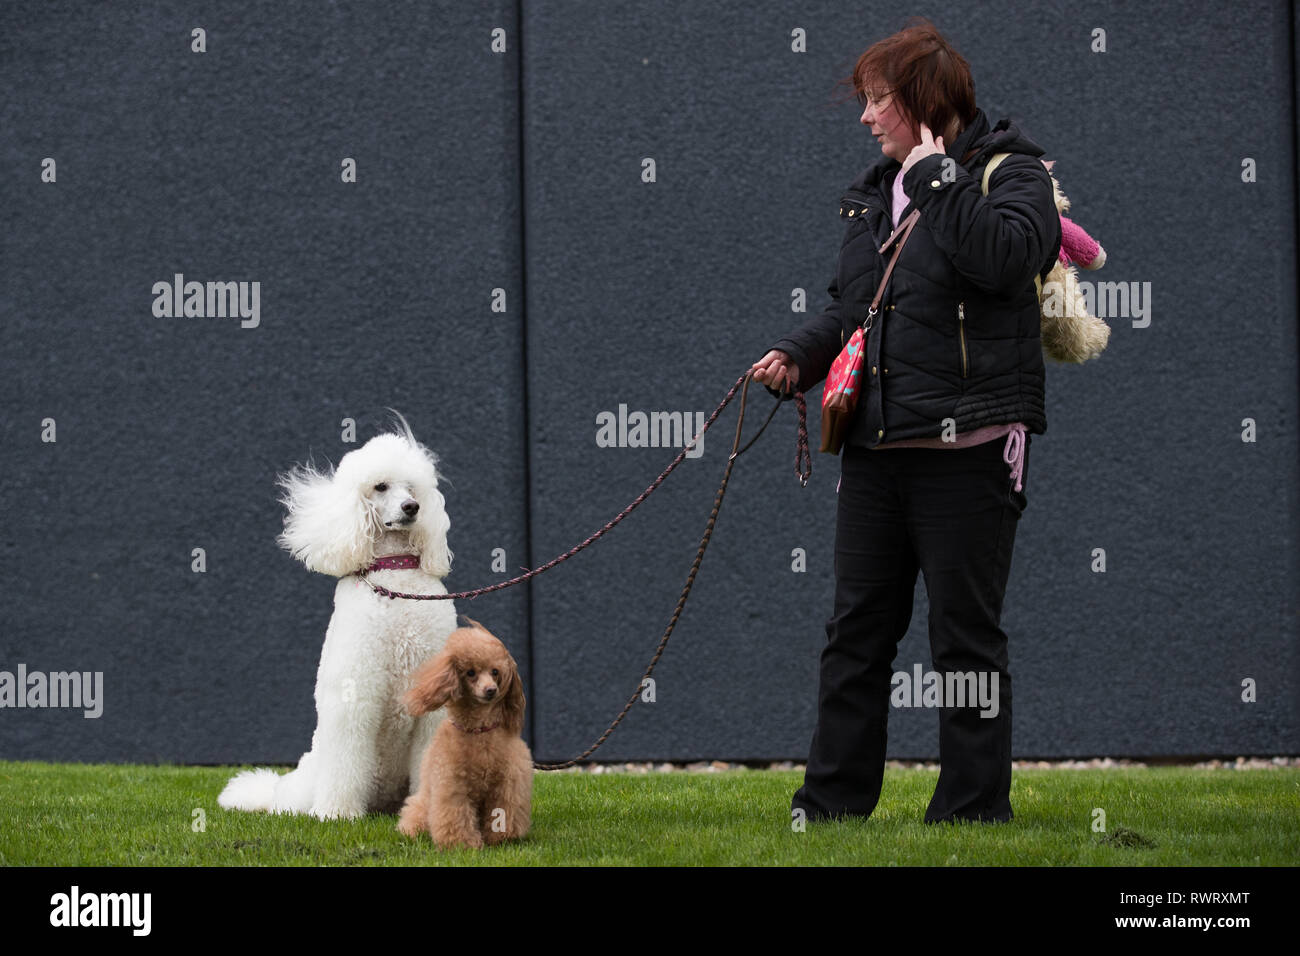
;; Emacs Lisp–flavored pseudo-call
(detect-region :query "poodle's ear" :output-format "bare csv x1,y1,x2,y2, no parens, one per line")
410,484,453,579
276,461,376,577
500,658,526,735
405,650,460,715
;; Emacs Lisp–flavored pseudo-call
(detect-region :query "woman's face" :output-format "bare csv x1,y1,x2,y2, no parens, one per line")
860,87,920,163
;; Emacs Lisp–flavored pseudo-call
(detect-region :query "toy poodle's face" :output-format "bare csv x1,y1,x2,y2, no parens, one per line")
405,622,526,733
453,641,516,706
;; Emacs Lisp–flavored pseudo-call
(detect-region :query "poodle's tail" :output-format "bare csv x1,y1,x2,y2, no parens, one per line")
217,768,282,812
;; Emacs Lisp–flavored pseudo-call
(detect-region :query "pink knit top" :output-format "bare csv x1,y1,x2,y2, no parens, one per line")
865,168,1027,493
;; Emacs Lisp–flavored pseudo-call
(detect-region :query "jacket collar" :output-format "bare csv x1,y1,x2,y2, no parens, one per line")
948,107,991,165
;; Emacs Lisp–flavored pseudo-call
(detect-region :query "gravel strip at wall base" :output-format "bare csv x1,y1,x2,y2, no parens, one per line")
548,756,1300,773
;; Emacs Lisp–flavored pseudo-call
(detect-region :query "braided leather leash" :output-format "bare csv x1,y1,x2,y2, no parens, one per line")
354,370,810,769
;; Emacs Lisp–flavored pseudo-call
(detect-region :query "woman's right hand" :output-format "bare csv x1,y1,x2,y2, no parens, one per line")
751,350,800,394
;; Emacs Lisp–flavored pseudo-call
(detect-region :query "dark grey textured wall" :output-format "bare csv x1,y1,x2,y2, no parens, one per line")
2,1,1296,764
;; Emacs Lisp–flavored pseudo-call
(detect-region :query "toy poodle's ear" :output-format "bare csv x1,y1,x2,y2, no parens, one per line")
410,484,453,579
405,650,460,715
276,461,376,577
500,657,526,735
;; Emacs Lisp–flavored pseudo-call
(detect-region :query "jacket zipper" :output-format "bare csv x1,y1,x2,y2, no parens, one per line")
957,301,969,379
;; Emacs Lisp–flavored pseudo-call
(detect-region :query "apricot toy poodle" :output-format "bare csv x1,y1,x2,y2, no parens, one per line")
398,619,532,848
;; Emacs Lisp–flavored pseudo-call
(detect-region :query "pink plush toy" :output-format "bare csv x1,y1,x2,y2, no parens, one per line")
1059,214,1106,270
1044,160,1106,270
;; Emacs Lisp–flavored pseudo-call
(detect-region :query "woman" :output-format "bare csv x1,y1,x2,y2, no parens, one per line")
751,19,1061,824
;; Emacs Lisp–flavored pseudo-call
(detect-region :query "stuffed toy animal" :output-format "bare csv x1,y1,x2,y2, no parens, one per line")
1038,159,1110,363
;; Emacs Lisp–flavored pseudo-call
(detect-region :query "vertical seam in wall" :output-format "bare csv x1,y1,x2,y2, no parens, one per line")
1289,0,1300,710
514,0,536,752
1291,0,1300,349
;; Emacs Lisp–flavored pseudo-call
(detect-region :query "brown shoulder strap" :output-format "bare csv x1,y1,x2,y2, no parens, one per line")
868,208,920,316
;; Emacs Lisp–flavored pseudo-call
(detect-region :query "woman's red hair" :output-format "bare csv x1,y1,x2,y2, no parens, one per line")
835,17,977,142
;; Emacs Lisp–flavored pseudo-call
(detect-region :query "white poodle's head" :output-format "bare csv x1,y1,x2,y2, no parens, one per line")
275,420,453,579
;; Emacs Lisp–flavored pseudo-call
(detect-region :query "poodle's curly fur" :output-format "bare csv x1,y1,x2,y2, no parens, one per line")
218,417,459,820
398,620,532,849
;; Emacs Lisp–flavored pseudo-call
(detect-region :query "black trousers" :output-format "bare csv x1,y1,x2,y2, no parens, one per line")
791,434,1029,824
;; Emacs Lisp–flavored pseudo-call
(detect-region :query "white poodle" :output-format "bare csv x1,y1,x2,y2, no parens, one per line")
219,418,459,820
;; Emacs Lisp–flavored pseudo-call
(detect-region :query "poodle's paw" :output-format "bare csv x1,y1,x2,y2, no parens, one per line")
433,832,484,851
396,815,426,839
396,799,428,839
309,800,366,821
507,816,531,841
486,818,530,843
431,816,484,849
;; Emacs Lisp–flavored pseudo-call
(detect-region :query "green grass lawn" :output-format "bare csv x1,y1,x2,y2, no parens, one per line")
1,762,1296,866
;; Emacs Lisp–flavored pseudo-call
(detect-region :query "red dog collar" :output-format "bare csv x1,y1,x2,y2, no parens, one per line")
362,554,421,572
450,719,501,734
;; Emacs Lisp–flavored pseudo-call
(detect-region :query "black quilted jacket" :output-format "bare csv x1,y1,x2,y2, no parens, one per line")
765,108,1061,450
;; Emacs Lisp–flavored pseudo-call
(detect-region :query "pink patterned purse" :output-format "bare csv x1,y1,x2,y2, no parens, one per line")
820,208,920,454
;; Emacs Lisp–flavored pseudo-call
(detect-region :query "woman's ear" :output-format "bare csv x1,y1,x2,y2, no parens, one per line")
501,660,526,735
405,651,460,715
277,462,375,577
